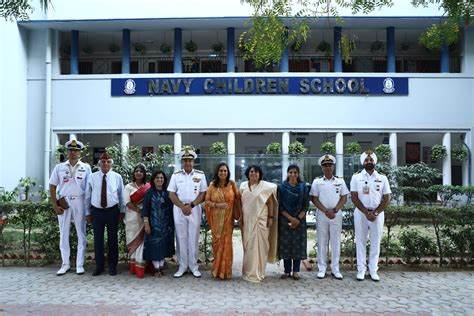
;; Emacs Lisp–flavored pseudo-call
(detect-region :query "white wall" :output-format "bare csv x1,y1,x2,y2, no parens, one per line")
49,75,473,132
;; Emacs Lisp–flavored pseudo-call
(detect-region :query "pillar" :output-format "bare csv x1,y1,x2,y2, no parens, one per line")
227,132,235,180
389,132,397,167
70,30,79,74
226,27,235,73
122,29,130,74
386,26,396,73
174,132,182,170
335,132,343,177
462,132,471,186
333,27,342,72
174,28,182,73
440,44,449,73
282,132,290,181
442,132,452,185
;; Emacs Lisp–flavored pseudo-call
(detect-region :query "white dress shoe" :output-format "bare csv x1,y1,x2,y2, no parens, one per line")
317,271,326,279
173,268,187,278
191,270,202,278
369,271,380,282
331,271,343,280
57,264,70,276
356,271,365,281
76,266,85,275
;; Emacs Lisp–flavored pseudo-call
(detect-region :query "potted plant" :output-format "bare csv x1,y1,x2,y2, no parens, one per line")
451,144,468,162
211,42,224,54
345,141,361,155
160,42,172,54
316,40,331,56
289,41,302,53
430,144,447,161
82,45,94,54
320,141,336,154
210,141,227,155
266,142,282,154
185,40,198,53
133,42,146,55
370,40,384,52
375,144,391,162
341,34,357,64
288,141,306,155
108,43,120,53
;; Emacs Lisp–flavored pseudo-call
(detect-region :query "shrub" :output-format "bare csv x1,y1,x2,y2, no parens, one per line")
399,229,436,263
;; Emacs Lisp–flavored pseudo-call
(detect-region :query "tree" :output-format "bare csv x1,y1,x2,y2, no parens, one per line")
240,0,472,70
1,0,51,21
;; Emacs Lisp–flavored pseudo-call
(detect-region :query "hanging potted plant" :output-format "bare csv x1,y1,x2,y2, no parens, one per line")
370,40,384,52
375,144,391,162
430,144,447,161
345,141,362,155
316,40,331,56
211,42,224,54
185,40,198,53
133,42,146,55
320,141,336,154
341,34,357,64
160,42,172,54
288,141,306,155
266,142,282,155
108,43,120,53
210,142,227,155
451,144,468,162
289,41,302,54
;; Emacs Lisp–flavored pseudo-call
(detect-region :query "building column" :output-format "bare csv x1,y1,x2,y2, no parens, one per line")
70,30,79,75
227,132,235,180
389,132,397,167
462,27,474,74
442,132,452,185
462,132,471,186
280,28,289,73
44,29,53,187
333,27,342,72
440,44,449,73
226,27,235,73
122,29,130,74
282,132,290,181
335,132,343,177
386,26,396,73
174,28,182,73
174,132,182,170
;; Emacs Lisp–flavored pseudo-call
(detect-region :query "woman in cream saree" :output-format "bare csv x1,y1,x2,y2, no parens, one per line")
240,165,278,283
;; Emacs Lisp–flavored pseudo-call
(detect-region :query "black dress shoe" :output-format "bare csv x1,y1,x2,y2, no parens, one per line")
92,269,103,276
109,268,117,276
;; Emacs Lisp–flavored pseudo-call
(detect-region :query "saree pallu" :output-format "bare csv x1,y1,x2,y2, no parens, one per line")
124,183,150,263
277,181,308,260
204,180,240,279
240,180,278,283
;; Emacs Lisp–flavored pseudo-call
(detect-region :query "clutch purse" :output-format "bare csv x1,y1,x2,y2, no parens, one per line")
57,197,69,210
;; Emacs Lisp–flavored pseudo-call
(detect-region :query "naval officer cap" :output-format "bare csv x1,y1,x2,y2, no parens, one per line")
318,154,336,166
360,150,378,165
179,147,197,160
65,139,84,151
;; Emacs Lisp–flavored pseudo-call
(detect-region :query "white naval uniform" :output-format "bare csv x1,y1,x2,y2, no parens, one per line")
310,176,349,274
49,160,91,267
168,169,208,272
350,169,391,273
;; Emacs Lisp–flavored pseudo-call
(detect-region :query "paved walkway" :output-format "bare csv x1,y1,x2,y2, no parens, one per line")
0,239,473,315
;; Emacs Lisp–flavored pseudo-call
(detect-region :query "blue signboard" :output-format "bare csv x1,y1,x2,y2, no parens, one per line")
111,76,408,96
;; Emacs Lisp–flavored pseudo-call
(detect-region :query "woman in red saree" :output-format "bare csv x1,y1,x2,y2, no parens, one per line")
205,162,241,280
124,164,150,278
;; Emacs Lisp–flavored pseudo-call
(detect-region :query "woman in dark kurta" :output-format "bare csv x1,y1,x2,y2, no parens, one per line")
277,164,309,280
142,170,175,277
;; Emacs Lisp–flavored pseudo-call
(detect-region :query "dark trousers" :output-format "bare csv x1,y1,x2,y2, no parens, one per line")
283,259,301,273
91,205,119,271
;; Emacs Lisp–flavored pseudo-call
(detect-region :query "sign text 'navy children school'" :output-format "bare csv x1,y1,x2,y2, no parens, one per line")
112,76,408,96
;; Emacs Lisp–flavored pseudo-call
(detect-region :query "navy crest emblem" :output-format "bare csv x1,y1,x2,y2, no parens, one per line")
383,78,395,94
124,79,136,95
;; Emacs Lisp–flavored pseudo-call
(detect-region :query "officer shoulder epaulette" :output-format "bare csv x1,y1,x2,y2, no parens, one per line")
335,176,342,179
173,170,183,174
314,176,321,179
353,171,360,175
379,172,386,176
194,169,204,174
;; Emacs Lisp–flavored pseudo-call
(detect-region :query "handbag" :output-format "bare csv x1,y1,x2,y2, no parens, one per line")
57,197,69,210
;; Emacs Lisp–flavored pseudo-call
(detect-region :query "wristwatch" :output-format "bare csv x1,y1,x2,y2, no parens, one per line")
373,211,379,216
190,202,195,208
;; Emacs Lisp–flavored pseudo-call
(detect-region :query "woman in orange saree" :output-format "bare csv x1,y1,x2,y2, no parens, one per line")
124,164,151,278
205,162,241,280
